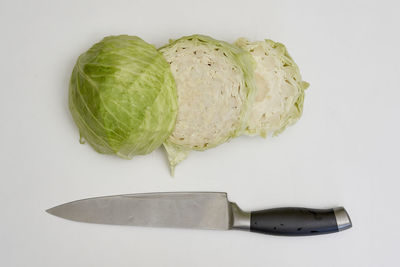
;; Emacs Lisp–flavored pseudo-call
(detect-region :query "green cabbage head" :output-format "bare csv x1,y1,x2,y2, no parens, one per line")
69,35,178,158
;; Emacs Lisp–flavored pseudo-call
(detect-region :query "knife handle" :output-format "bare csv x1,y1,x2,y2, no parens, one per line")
249,207,352,236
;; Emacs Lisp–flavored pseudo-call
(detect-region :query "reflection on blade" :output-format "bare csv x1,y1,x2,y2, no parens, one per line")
47,192,230,230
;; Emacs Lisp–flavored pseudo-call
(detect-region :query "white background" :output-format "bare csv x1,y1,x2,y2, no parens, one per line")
0,0,399,266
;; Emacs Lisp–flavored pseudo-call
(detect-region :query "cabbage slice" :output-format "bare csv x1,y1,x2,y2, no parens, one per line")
69,35,178,158
159,35,256,174
235,38,309,137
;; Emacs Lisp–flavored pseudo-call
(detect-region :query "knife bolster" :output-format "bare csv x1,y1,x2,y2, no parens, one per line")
230,202,251,230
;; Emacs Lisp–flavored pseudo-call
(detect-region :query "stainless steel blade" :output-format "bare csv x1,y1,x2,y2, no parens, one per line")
47,192,231,230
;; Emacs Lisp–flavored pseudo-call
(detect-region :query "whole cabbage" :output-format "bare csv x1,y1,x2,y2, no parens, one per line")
69,35,178,158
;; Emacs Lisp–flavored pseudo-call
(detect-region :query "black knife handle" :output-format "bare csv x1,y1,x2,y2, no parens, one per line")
250,207,352,236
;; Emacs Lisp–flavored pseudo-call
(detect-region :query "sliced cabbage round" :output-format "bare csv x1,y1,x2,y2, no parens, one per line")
235,38,309,137
69,35,178,158
159,35,256,173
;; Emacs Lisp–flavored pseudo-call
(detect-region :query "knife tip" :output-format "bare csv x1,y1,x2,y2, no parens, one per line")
46,207,55,215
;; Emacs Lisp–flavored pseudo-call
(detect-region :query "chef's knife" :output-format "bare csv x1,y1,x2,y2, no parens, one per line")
47,192,352,236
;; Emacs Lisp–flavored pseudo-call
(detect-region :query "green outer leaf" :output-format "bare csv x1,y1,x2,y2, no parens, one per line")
163,140,190,176
159,34,256,173
69,35,178,158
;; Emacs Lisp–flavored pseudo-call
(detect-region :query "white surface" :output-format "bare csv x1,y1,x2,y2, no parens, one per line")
0,0,399,266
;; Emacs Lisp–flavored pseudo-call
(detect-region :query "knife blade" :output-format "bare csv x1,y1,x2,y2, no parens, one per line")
47,192,352,236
